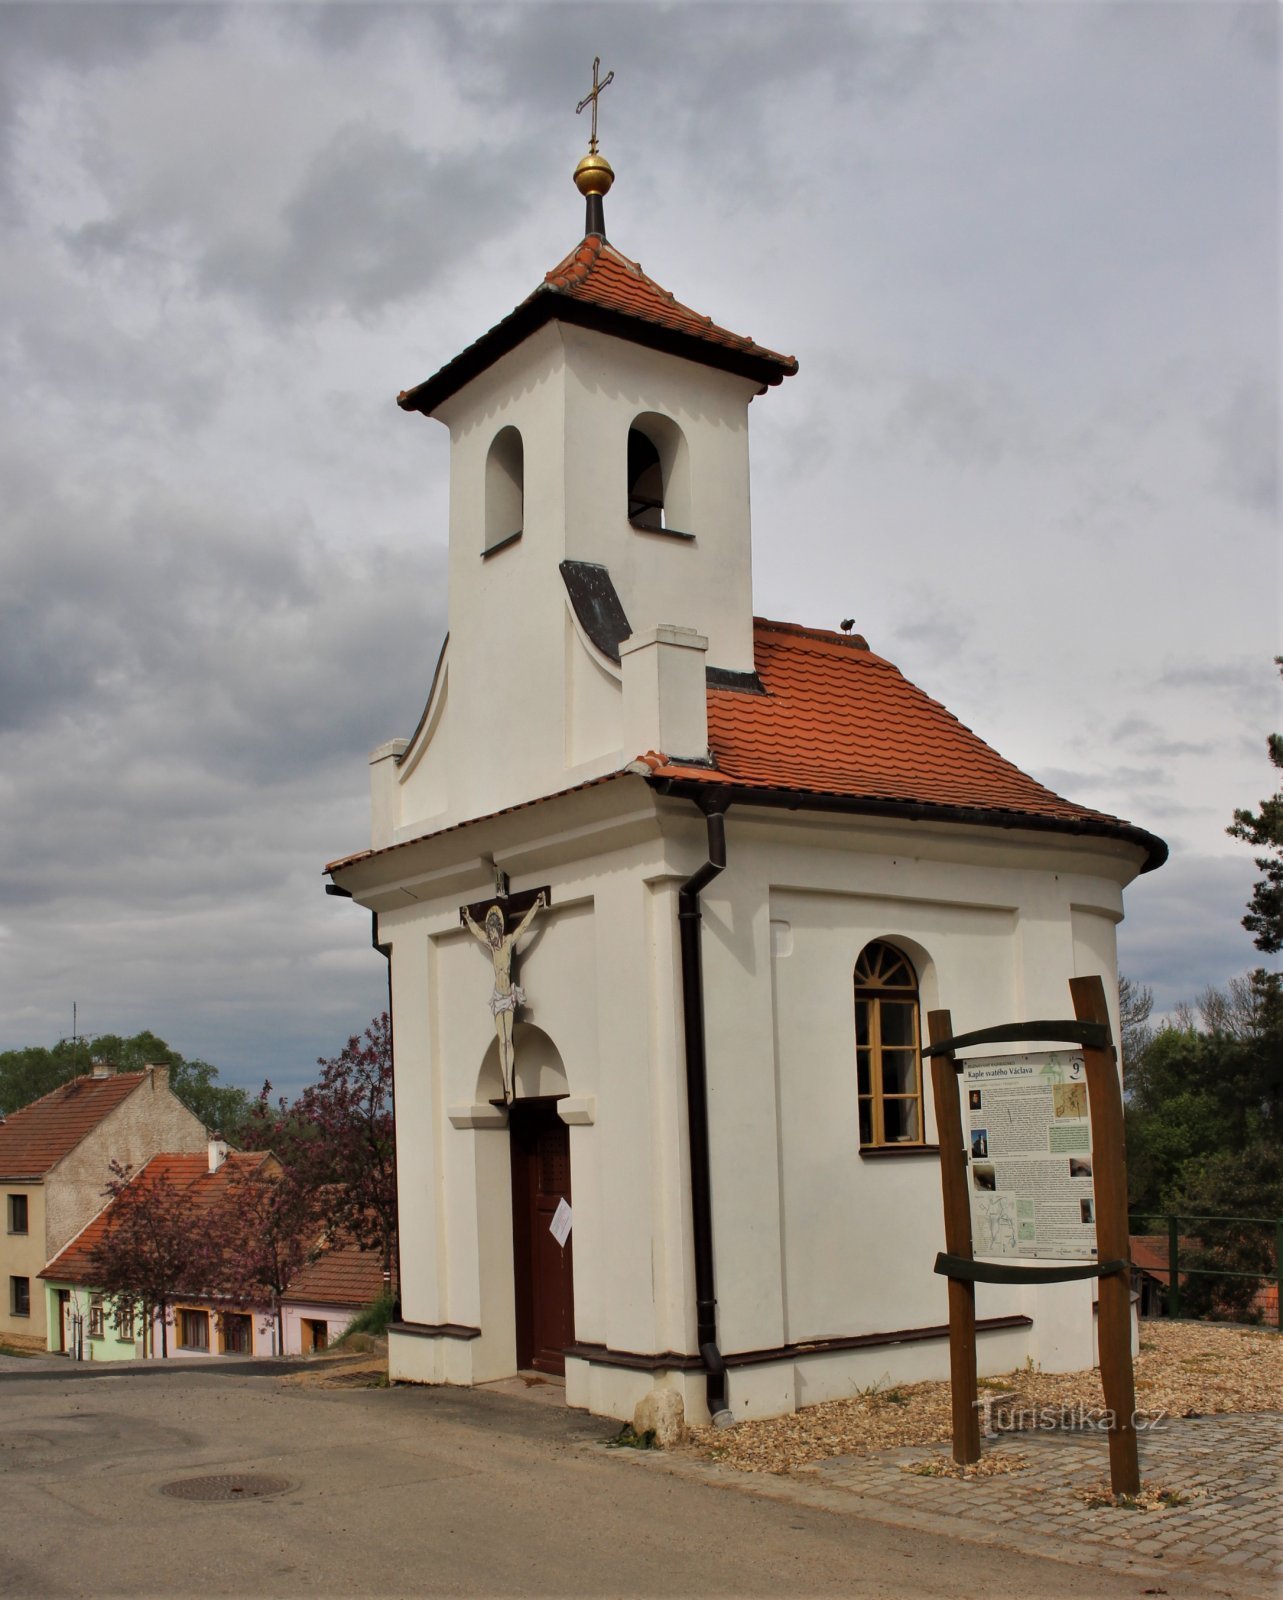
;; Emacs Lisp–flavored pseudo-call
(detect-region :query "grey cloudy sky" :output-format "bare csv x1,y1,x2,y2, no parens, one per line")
1,2,1277,1095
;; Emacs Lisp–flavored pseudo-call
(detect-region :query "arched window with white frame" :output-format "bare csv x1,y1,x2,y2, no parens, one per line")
854,940,925,1147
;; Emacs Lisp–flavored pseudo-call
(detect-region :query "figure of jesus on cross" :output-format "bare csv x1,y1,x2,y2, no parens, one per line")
462,893,547,1104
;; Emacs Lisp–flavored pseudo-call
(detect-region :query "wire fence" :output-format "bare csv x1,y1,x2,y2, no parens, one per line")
1128,1212,1282,1331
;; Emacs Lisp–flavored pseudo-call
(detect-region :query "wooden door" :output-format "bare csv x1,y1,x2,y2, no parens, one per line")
57,1290,70,1354
510,1099,574,1375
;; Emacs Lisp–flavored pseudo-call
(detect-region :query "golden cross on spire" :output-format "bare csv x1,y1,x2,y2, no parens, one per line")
575,56,614,155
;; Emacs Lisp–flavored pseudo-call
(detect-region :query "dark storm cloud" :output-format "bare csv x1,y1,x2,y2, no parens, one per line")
1206,376,1279,515
0,447,446,917
1118,851,1262,1015
1108,718,1211,762
74,127,531,322
0,3,218,202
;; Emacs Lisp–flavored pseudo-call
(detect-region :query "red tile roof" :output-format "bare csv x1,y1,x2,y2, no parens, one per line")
0,1073,152,1181
282,1244,390,1309
538,235,796,373
398,233,796,416
326,619,1164,880
41,1151,276,1286
639,619,1165,868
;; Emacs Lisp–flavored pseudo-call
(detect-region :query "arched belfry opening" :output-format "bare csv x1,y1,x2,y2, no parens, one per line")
627,413,691,537
485,425,524,552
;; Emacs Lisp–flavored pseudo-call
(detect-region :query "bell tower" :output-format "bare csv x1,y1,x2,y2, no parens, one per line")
374,72,798,843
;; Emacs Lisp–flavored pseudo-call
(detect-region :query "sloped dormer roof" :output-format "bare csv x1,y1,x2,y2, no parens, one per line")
397,233,798,417
0,1074,152,1182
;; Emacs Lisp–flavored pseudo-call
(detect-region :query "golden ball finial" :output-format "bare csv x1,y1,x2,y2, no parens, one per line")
574,152,615,198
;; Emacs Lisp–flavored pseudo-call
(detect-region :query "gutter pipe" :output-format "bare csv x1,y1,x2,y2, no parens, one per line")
677,801,733,1426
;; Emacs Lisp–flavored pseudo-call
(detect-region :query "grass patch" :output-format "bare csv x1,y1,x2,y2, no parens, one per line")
340,1293,395,1340
608,1424,657,1450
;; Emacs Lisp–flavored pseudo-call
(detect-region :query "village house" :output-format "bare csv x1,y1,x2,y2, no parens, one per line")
280,1242,391,1354
326,123,1165,1427
39,1142,281,1361
0,1065,206,1351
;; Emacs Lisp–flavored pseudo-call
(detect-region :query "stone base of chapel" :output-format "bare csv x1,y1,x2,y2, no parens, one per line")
388,1282,1118,1426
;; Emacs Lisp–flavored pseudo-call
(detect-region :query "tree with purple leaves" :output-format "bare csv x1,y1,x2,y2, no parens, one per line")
256,1013,397,1287
87,1160,224,1358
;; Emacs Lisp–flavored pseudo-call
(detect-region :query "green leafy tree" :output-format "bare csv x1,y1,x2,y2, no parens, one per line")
1228,656,1283,955
1118,974,1154,1077
0,1029,251,1137
1167,1142,1282,1321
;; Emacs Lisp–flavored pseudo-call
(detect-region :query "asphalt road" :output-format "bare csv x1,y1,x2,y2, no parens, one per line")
0,1366,1228,1598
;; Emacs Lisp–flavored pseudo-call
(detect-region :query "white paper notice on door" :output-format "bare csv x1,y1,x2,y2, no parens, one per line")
549,1197,573,1248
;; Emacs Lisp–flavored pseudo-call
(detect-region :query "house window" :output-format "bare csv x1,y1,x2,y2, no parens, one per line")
855,941,925,1147
10,1276,30,1318
178,1309,210,1351
114,1302,135,1341
627,413,692,537
484,425,524,553
88,1293,104,1338
221,1313,252,1355
7,1194,28,1235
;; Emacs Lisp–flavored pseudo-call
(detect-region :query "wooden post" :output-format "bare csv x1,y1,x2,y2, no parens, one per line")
1070,976,1140,1497
928,1008,981,1464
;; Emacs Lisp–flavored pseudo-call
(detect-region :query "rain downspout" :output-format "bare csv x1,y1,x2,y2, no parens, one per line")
677,802,733,1426
326,882,401,1319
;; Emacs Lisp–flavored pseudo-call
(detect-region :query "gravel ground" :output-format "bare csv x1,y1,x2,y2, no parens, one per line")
683,1319,1283,1473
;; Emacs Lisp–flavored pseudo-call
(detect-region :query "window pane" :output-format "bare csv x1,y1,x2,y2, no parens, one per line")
879,1002,917,1049
881,1050,919,1097
856,1048,871,1094
883,1099,920,1142
854,1001,870,1048
858,1099,872,1145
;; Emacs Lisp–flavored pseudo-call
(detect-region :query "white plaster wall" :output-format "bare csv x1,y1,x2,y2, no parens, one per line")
387,322,763,839
365,782,1142,1417
559,326,759,676
46,1071,208,1258
280,1301,358,1354
693,815,1132,1401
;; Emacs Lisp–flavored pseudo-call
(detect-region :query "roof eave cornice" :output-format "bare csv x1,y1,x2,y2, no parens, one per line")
646,776,1168,874
397,289,797,418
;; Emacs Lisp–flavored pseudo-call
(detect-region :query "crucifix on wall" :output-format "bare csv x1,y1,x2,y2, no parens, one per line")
460,873,551,1105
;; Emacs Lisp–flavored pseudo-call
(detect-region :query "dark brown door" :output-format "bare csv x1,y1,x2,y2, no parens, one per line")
57,1290,70,1354
510,1098,574,1375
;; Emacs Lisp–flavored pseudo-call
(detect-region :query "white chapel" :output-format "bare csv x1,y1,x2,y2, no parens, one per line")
326,112,1165,1427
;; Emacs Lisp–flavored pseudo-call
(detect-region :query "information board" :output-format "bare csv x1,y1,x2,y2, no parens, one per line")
960,1050,1097,1260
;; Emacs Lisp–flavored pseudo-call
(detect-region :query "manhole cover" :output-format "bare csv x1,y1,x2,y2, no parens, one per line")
160,1472,294,1502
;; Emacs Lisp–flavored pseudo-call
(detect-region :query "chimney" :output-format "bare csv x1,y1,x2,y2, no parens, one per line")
90,1059,115,1079
207,1135,229,1173
619,625,709,764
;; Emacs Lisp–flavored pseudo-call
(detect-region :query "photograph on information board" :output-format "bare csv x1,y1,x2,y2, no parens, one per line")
959,1050,1096,1260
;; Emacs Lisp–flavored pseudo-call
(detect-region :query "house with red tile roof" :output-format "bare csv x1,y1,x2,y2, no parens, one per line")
0,1065,206,1351
326,123,1165,1426
40,1144,282,1361
280,1243,391,1354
